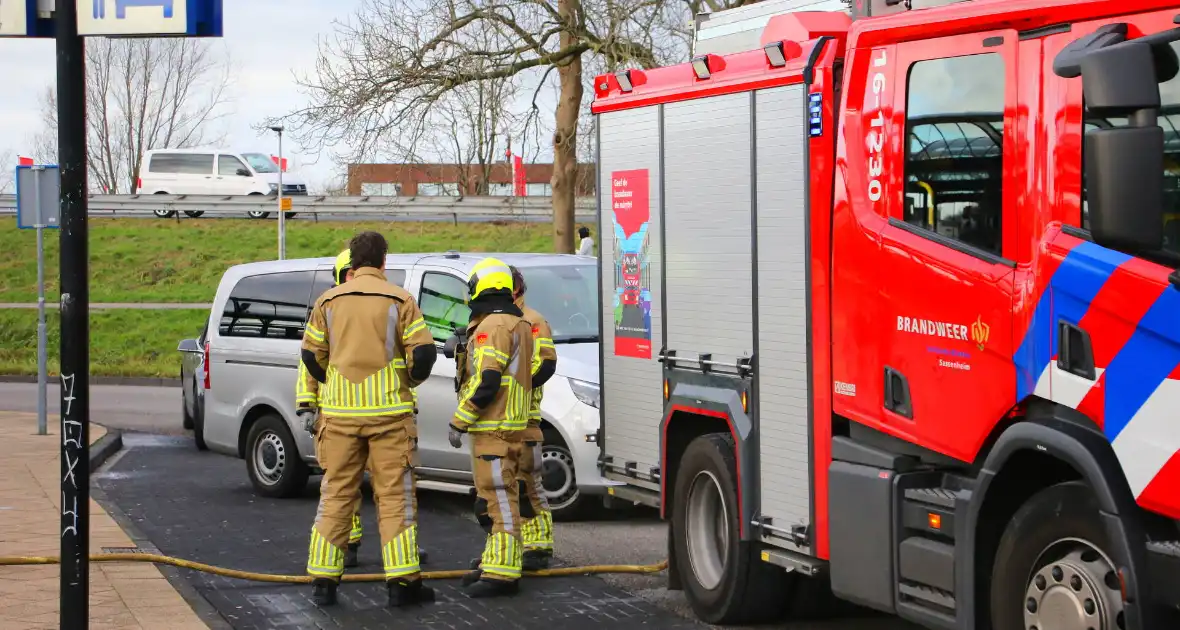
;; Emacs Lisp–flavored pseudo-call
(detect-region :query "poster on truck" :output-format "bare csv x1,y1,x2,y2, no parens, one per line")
610,169,653,359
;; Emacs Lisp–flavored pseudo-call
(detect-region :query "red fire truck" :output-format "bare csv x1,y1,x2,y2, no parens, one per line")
592,0,1180,628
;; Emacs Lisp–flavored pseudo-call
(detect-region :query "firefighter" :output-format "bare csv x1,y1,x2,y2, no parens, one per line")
447,257,534,598
298,231,437,607
508,265,558,570
297,250,431,570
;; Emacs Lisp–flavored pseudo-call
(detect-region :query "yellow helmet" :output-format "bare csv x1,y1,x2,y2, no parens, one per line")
466,257,514,303
333,249,351,286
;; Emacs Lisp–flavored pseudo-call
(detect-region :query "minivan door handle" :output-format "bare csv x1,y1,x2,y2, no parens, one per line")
883,366,913,419
1057,320,1096,380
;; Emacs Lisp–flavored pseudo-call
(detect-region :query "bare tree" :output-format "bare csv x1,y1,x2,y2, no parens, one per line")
0,150,14,194
35,38,232,194
282,0,688,253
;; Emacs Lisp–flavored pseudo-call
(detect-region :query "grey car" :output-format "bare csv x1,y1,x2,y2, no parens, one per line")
177,252,616,520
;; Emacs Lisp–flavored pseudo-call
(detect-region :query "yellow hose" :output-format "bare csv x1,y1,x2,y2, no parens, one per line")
0,553,668,584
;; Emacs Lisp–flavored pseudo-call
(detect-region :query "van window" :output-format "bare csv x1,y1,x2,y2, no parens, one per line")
419,272,470,342
308,267,407,302
219,271,315,339
149,153,215,175
241,153,279,174
218,155,248,176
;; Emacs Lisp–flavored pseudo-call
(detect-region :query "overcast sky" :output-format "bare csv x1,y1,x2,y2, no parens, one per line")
0,0,561,192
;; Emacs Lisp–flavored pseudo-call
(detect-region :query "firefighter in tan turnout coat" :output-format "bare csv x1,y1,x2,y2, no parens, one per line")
297,232,437,608
509,265,559,570
447,257,534,598
297,249,430,571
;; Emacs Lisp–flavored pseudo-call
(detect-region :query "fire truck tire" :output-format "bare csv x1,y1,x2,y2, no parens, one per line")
672,433,792,624
989,481,1125,630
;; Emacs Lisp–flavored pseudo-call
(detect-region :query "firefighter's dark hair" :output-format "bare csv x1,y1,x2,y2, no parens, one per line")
349,231,387,270
509,265,527,299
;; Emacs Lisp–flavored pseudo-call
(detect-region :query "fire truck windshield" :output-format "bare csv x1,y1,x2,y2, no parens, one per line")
519,263,599,343
1083,40,1180,258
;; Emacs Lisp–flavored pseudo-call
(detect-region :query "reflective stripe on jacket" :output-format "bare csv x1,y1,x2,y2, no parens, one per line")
520,304,556,425
302,267,433,418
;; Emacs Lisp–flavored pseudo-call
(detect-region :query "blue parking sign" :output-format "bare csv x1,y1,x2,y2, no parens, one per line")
77,0,222,36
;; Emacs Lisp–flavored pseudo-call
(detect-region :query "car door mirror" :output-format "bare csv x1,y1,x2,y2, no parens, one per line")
177,338,200,353
442,334,460,359
236,168,251,177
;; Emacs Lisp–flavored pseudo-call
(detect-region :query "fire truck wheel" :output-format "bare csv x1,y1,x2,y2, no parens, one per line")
672,433,792,624
989,481,1125,630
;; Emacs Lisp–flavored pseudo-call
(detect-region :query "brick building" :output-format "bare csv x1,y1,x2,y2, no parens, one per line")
346,162,596,197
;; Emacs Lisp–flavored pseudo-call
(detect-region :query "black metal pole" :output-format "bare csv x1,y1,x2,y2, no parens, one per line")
56,0,89,628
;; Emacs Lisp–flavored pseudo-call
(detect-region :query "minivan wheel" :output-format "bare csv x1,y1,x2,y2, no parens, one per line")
247,210,270,219
183,210,204,218
542,428,592,521
153,191,174,218
246,413,309,498
193,409,208,451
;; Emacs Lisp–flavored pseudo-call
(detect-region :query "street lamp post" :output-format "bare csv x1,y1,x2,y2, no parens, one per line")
269,125,285,260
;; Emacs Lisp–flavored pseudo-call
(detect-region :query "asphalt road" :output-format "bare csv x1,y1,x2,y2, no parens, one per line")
1,382,915,629
0,382,188,435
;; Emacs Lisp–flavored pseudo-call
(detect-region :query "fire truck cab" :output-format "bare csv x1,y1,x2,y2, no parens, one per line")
592,0,1180,628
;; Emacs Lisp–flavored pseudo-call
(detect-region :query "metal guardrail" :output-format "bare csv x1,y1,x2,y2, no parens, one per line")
0,193,598,219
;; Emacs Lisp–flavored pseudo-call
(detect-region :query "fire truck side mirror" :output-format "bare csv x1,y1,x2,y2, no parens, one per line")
1079,40,1166,253
1080,42,1161,115
1085,125,1165,253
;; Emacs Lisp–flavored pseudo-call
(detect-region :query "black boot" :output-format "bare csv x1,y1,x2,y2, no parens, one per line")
312,578,338,606
522,550,552,572
465,577,520,598
387,579,436,607
344,543,360,568
419,547,429,565
461,558,482,587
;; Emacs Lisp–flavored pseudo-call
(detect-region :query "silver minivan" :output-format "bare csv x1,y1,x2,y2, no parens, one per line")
178,252,613,519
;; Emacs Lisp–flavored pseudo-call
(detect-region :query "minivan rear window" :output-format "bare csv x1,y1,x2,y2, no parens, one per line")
309,267,407,302
149,153,214,175
219,271,315,339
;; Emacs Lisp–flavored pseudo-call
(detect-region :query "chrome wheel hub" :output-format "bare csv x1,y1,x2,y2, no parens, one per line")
254,431,286,485
685,470,729,590
1025,541,1125,630
540,446,578,510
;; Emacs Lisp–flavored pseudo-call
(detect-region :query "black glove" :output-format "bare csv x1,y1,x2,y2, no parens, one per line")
447,424,466,449
296,407,317,435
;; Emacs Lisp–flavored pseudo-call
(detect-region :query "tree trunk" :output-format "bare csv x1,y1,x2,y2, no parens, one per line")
551,0,583,254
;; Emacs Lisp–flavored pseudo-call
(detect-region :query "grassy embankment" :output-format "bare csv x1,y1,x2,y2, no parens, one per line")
0,218,551,376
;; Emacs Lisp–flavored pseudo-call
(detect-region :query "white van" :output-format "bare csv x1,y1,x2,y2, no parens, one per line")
138,148,309,219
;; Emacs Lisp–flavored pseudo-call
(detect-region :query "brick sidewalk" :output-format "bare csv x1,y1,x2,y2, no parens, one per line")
0,412,207,629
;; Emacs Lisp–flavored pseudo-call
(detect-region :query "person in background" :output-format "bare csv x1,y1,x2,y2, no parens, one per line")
576,226,595,256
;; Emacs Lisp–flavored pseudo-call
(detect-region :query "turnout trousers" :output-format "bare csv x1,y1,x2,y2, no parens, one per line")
471,430,525,581
307,415,420,582
517,425,553,552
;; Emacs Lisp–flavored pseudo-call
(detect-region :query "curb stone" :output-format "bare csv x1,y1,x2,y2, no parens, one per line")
90,429,234,630
0,375,182,387
88,429,123,473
